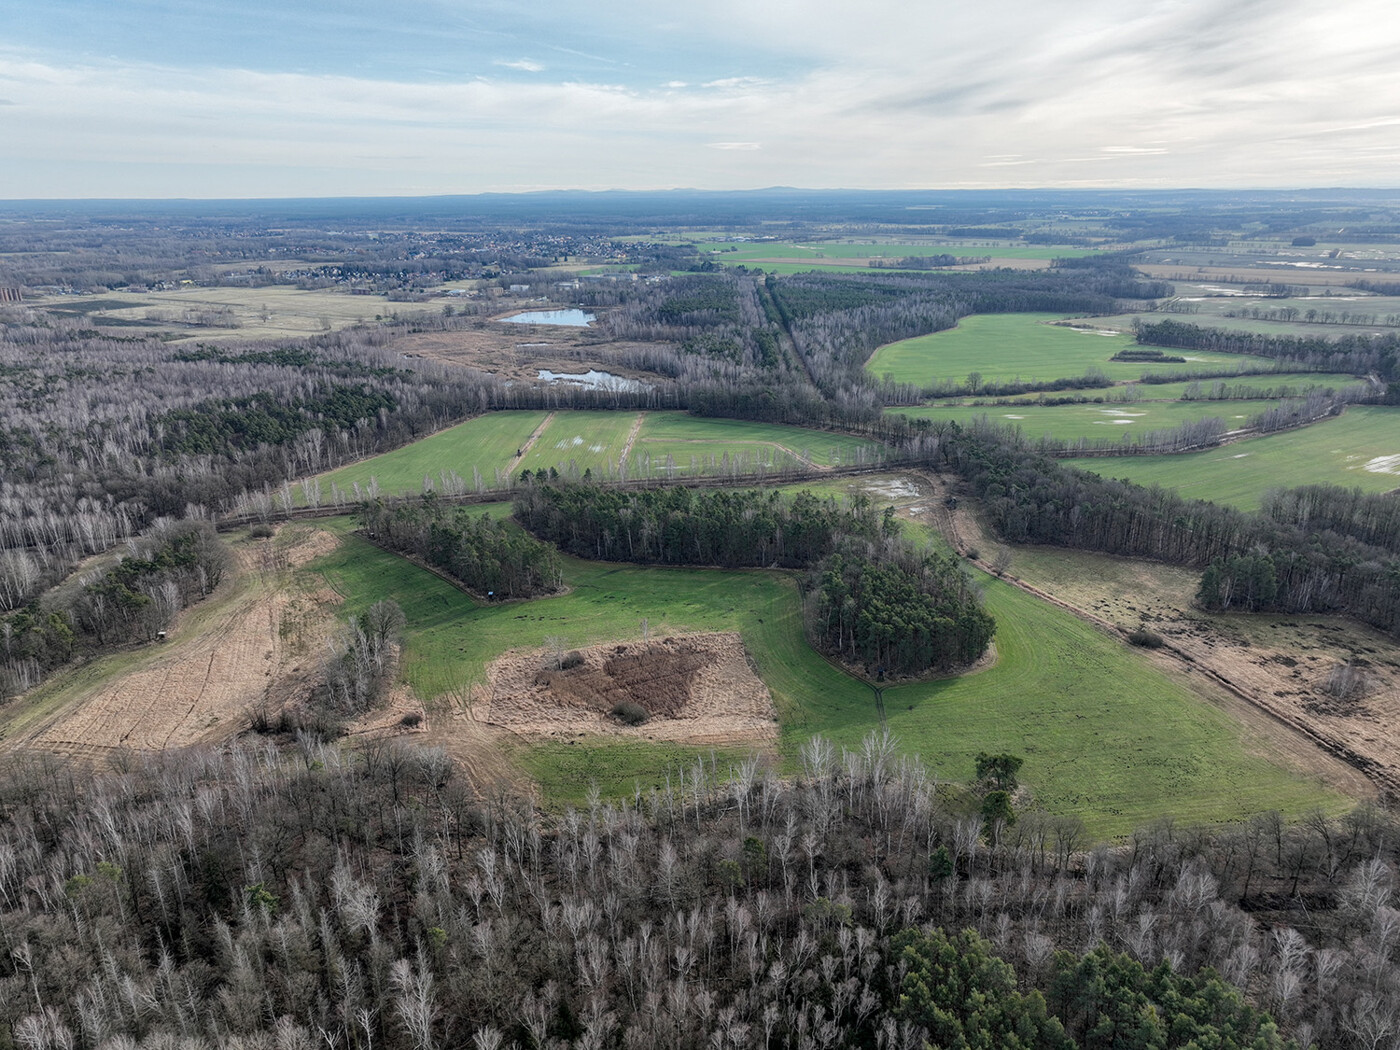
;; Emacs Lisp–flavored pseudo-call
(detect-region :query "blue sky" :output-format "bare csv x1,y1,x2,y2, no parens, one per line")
3,0,1399,198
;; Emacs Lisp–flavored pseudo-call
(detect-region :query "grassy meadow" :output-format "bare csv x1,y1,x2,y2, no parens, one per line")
891,399,1278,443
313,410,886,501
866,313,1277,386
1062,405,1400,510
306,518,1348,836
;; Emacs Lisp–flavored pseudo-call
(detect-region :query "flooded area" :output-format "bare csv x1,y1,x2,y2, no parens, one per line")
537,369,646,391
503,309,595,326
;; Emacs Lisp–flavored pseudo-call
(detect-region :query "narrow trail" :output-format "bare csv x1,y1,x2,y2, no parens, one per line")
617,411,647,471
512,411,555,463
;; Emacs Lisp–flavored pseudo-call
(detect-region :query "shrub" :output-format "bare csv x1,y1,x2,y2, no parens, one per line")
611,700,649,725
400,711,423,728
561,651,585,670
250,524,275,539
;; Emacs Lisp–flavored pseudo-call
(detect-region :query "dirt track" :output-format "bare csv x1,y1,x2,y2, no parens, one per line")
12,527,340,756
920,469,1393,801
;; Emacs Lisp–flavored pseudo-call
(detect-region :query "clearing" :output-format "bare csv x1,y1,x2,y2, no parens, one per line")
483,632,776,746
3,525,341,756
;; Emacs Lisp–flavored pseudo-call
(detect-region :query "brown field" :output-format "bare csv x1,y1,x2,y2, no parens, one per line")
481,632,777,746
395,319,671,384
8,526,342,757
1134,264,1368,288
932,484,1397,799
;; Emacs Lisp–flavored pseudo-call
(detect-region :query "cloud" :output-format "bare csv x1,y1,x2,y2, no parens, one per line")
0,98,14,105
495,59,543,73
707,142,760,150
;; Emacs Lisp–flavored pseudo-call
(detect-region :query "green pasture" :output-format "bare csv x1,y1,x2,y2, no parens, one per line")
890,399,1280,444
312,411,890,500
306,520,1347,836
631,413,882,470
1062,405,1400,511
866,313,1277,386
317,411,547,500
521,411,637,475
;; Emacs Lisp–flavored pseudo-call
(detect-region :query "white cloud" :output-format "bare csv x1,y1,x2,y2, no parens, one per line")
5,0,1400,195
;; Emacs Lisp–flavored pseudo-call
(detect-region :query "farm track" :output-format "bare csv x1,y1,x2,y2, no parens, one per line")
918,468,1400,799
512,411,555,464
617,412,646,471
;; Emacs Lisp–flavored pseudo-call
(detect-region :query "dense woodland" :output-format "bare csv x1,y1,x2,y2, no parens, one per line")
360,498,563,599
0,735,1397,1048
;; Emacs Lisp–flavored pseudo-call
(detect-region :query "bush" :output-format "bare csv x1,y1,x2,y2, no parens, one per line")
611,700,649,725
561,650,585,670
400,711,423,728
250,524,275,539
1127,627,1165,649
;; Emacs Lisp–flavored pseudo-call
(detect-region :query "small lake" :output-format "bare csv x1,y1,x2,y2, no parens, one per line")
503,309,595,327
537,369,646,392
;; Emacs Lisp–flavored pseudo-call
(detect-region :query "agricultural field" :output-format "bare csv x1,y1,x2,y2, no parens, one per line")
305,517,1348,835
629,412,883,471
28,284,434,341
313,410,887,501
1062,405,1400,510
519,410,638,475
892,398,1281,444
315,410,549,500
866,313,1277,386
692,240,1097,274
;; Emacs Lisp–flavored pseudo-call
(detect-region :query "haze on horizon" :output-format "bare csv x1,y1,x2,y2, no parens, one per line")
3,0,1399,200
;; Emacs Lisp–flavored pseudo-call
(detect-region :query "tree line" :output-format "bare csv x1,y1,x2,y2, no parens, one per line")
361,496,563,599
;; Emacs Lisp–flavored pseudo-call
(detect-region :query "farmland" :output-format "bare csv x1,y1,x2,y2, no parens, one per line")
305,518,1347,836
1062,405,1400,510
893,398,1279,444
866,313,1277,386
315,410,886,501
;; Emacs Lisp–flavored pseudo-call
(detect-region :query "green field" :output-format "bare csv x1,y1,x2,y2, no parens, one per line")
520,410,637,475
317,410,547,500
866,313,1277,386
313,411,887,500
631,413,882,471
307,518,1347,835
1062,405,1400,510
891,399,1281,444
704,241,1099,263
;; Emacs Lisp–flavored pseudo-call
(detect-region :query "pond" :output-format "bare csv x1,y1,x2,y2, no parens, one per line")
537,369,646,392
502,309,595,326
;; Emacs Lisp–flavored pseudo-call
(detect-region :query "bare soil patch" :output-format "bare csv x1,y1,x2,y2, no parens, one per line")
483,632,777,745
15,526,344,756
392,323,670,385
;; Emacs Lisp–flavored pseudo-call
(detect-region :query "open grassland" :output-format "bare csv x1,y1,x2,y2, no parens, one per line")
31,285,433,341
314,411,886,501
1062,405,1400,511
867,314,1275,386
316,411,549,500
521,410,637,475
891,399,1283,443
306,519,1347,836
631,413,882,470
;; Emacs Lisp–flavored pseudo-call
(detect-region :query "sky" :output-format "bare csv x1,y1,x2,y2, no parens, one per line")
2,0,1400,198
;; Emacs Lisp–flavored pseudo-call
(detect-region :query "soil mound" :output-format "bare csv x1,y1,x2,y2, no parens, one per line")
485,632,776,745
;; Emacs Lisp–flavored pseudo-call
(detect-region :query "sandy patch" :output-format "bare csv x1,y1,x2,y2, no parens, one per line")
18,527,343,755
482,632,777,745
